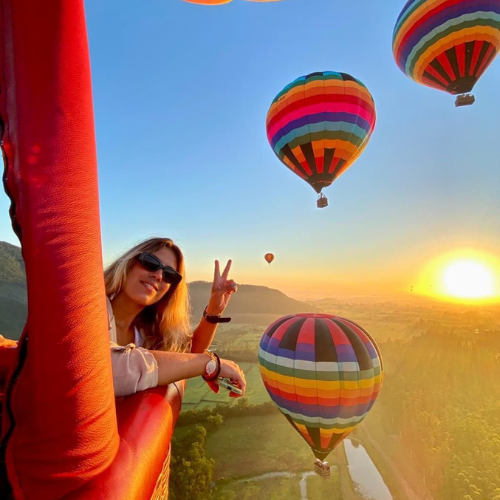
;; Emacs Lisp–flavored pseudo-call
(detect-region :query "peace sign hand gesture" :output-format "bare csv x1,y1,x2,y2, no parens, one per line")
206,260,238,316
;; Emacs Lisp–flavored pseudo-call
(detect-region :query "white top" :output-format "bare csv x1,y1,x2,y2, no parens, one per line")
134,325,142,347
107,298,159,397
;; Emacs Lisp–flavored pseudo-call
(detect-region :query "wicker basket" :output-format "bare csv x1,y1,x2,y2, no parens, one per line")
150,445,171,500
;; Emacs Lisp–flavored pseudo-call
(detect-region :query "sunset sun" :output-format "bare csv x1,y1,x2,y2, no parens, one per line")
441,260,494,299
415,251,500,303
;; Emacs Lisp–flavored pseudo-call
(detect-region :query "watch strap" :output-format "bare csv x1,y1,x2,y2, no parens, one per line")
203,306,231,324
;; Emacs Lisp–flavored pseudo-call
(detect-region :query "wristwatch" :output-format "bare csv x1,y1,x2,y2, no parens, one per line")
202,350,221,381
203,306,231,324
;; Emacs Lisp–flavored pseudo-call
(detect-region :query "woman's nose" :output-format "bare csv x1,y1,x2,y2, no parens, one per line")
150,268,163,280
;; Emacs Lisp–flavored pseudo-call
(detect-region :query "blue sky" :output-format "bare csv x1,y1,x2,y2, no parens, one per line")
1,0,499,299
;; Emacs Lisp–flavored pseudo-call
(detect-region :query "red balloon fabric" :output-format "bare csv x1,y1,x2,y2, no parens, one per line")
0,1,119,498
65,385,184,500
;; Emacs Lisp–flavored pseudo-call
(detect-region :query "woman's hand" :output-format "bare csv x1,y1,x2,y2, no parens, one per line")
206,358,246,398
206,260,238,316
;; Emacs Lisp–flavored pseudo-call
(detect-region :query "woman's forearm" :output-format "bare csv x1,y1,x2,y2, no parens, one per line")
190,318,218,353
151,350,211,385
150,350,246,396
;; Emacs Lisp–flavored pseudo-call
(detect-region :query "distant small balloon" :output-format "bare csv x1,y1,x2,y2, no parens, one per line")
264,253,275,265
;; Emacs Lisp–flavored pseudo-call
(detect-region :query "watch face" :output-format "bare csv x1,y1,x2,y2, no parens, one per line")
205,359,217,376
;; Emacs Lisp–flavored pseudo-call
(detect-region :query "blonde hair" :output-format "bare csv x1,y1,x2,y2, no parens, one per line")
104,237,192,352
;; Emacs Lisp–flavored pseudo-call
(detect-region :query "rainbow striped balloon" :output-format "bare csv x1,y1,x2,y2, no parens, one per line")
266,72,376,204
258,313,383,461
393,0,500,96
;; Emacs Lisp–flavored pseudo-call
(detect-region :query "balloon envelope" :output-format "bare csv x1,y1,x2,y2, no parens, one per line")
392,0,500,95
266,71,376,197
264,253,275,264
258,313,383,460
182,0,232,4
183,0,284,3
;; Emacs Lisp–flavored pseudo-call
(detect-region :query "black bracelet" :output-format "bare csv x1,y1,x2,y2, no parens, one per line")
202,352,221,381
203,306,231,324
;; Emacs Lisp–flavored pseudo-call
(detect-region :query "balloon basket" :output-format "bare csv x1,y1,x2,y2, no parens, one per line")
313,459,331,478
317,194,328,208
455,94,475,107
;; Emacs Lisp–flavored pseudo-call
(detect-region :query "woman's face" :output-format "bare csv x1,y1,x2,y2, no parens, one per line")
122,247,179,308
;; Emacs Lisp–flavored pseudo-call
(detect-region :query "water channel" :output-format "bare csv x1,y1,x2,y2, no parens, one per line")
344,439,392,500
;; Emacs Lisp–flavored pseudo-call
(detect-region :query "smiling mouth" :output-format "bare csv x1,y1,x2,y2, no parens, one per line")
141,281,158,292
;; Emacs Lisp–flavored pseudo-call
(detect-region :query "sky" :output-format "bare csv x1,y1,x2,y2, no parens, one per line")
1,0,499,300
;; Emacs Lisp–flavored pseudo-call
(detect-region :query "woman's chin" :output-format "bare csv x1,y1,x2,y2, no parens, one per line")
126,290,157,307
138,294,158,306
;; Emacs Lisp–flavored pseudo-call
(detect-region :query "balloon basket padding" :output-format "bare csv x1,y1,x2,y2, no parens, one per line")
455,94,475,107
314,459,331,478
317,195,328,208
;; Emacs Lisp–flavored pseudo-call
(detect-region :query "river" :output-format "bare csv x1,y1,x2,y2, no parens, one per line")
344,439,392,500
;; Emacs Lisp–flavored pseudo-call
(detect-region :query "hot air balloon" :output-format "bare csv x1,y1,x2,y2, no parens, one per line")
264,253,275,265
182,0,232,4
258,313,383,471
266,71,376,208
182,0,283,4
393,0,500,107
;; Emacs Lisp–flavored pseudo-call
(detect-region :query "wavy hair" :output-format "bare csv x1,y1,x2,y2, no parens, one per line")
104,237,191,352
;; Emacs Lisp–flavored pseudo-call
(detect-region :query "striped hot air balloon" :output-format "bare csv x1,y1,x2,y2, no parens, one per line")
258,313,383,462
392,0,500,106
266,71,376,208
182,0,283,4
182,0,232,4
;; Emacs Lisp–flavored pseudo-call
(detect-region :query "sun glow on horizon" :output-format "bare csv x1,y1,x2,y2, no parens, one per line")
415,250,500,304
441,260,494,299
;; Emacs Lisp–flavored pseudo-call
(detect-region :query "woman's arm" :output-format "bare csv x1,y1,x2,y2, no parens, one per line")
151,350,245,391
111,343,246,397
110,343,159,397
190,313,221,353
191,259,237,353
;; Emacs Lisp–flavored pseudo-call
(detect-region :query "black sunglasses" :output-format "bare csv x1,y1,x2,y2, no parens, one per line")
137,252,182,285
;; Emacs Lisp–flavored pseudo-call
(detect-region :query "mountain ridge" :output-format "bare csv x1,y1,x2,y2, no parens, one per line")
0,241,316,338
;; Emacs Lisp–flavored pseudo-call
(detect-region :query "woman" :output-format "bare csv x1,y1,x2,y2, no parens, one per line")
104,237,246,397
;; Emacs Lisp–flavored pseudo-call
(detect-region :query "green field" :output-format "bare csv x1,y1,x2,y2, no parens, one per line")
214,473,341,500
241,364,270,404
182,360,270,410
182,323,279,410
206,414,327,479
227,329,263,349
212,324,264,345
205,413,342,499
214,476,302,500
